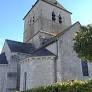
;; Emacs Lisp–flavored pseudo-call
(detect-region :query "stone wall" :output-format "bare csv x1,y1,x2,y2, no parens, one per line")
23,1,41,42
40,0,71,31
20,56,55,91
1,41,18,92
46,22,92,81
0,65,8,92
57,22,83,81
0,41,32,92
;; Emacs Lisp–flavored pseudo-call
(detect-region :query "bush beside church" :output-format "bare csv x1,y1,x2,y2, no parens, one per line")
20,80,92,92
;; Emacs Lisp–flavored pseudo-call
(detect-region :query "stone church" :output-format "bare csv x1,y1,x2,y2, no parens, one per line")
0,0,92,92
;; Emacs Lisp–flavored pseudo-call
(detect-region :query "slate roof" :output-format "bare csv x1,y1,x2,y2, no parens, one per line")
6,39,55,56
6,40,35,54
0,53,8,64
32,48,56,56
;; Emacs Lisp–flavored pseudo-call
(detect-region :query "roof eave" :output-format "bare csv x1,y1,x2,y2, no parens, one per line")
42,0,72,14
31,55,56,57
23,0,39,20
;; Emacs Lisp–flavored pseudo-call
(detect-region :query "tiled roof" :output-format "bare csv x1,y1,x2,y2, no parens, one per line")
6,40,35,54
32,48,56,56
0,53,8,64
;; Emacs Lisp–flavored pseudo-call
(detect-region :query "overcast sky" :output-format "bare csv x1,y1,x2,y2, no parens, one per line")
0,0,92,53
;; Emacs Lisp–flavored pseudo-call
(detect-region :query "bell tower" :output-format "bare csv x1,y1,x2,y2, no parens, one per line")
23,0,72,43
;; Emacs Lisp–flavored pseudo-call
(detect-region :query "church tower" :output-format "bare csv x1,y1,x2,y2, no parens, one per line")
23,0,72,45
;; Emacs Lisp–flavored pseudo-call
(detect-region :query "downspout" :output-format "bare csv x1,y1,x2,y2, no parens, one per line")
54,38,59,82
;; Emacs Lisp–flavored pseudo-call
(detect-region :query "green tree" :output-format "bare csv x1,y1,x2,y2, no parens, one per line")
74,24,92,62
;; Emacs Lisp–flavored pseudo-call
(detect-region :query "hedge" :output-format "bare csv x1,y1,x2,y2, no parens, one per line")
21,80,92,92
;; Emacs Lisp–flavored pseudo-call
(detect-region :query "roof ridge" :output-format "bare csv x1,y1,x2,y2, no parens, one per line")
39,30,55,36
5,39,33,45
6,39,22,43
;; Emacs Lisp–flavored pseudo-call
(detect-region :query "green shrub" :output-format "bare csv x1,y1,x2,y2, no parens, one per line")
21,80,92,92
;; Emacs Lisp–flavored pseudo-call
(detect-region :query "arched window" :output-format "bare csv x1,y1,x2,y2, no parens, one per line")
59,14,62,23
81,60,89,76
52,11,56,21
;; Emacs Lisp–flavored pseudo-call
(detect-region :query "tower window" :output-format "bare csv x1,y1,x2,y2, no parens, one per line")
59,14,62,23
33,16,35,22
40,36,50,46
29,19,31,25
52,11,56,21
81,60,89,76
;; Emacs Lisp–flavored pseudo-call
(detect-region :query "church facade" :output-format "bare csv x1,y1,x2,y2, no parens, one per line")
0,0,92,92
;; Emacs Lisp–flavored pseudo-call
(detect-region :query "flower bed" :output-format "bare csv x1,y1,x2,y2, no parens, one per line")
21,80,92,92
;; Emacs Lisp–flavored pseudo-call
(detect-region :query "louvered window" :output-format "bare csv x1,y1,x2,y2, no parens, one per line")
52,11,56,21
59,14,62,23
